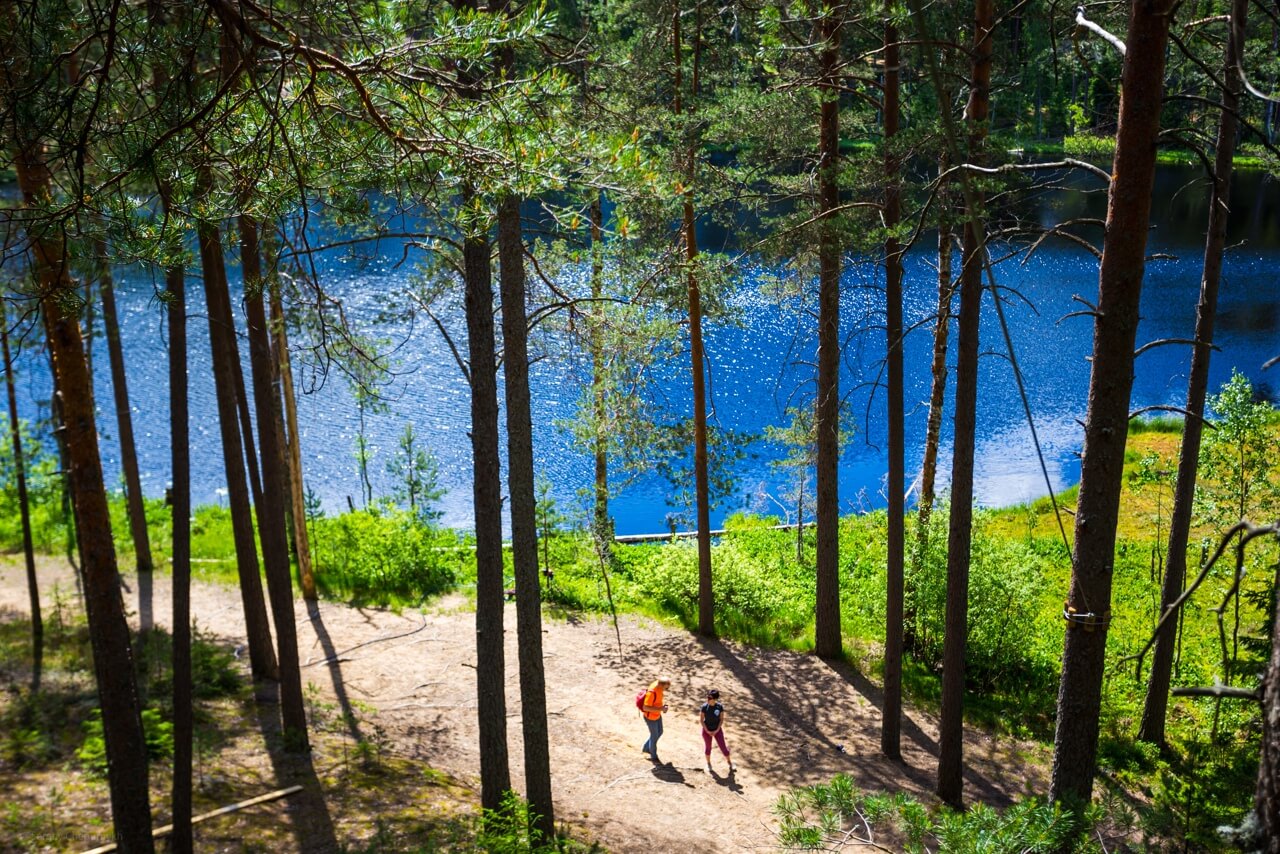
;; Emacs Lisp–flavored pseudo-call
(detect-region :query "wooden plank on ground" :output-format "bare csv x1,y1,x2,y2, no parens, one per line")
81,785,304,854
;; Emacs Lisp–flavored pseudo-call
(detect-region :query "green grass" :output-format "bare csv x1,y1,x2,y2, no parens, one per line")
0,611,245,780
996,134,1275,171
1126,414,1185,435
776,775,1101,852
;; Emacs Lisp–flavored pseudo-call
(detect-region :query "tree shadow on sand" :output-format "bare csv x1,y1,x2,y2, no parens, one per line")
252,681,340,853
813,655,1014,807
607,631,1022,808
306,600,364,743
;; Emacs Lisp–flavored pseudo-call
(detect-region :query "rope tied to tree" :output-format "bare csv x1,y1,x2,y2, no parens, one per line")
1062,601,1111,631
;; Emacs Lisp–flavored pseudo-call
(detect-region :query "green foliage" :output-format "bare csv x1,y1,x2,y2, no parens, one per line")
1197,370,1280,532
189,504,241,578
0,415,71,554
0,616,243,778
648,418,755,525
336,790,596,853
1192,372,1279,683
1063,134,1115,160
1126,414,1185,435
310,508,465,605
1138,734,1261,851
76,706,173,776
386,423,446,523
633,538,809,637
776,776,1093,853
763,404,855,531
904,507,1062,700
472,792,564,853
142,624,245,702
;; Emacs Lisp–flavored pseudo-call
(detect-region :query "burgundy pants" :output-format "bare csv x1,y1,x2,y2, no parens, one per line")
702,727,729,756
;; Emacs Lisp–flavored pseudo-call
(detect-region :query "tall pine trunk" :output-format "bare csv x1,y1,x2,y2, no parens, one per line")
497,196,556,841
937,0,992,808
9,139,155,854
1257,570,1280,851
241,214,309,750
71,39,152,630
196,165,278,684
165,258,193,853
2,301,42,692
1051,0,1175,807
881,7,905,761
673,3,715,637
813,3,844,660
45,348,84,585
147,4,193,842
98,251,154,632
464,206,512,813
269,268,317,600
233,342,264,509
917,166,954,534
450,0,510,809
589,197,610,548
1137,0,1244,748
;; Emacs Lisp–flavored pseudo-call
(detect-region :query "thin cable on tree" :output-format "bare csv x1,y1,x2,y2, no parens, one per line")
983,256,1073,555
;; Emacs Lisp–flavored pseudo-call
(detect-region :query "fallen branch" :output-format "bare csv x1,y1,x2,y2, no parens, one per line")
937,157,1113,186
81,786,304,854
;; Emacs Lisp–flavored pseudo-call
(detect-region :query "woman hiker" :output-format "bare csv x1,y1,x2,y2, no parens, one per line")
640,676,670,763
700,688,735,774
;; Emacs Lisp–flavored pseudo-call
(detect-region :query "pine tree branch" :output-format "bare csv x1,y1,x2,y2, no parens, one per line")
1075,6,1127,55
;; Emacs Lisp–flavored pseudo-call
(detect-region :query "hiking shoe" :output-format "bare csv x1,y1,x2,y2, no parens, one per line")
729,762,736,773
705,761,713,773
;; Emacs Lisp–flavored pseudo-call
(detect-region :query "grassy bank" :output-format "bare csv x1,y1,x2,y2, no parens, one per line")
2,412,1275,848
995,134,1275,170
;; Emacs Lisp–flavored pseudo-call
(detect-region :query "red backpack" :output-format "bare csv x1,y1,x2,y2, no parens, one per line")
635,690,647,711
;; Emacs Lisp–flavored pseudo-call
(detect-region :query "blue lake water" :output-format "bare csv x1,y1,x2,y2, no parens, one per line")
5,166,1280,535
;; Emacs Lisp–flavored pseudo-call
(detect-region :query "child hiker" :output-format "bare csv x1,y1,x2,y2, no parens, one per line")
700,688,735,773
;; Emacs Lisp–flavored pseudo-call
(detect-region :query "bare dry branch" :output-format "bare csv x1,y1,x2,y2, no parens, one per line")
1075,6,1127,55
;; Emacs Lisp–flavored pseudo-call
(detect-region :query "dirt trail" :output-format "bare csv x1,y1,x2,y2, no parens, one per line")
0,558,1049,852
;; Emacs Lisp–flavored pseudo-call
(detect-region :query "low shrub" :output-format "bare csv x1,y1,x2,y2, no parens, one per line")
776,774,1097,853
141,625,245,702
627,537,811,639
1063,134,1115,160
76,706,173,775
310,508,465,604
904,509,1061,698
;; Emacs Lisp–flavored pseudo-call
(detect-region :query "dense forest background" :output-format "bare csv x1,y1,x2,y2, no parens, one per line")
2,0,1280,851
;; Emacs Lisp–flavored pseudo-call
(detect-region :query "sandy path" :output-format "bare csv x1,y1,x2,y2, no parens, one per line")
0,557,1049,852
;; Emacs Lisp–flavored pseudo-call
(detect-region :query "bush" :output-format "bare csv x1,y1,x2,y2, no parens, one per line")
142,625,245,702
1063,134,1115,160
776,776,1095,853
630,538,809,637
905,509,1061,696
310,508,464,604
0,417,71,555
76,707,173,776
